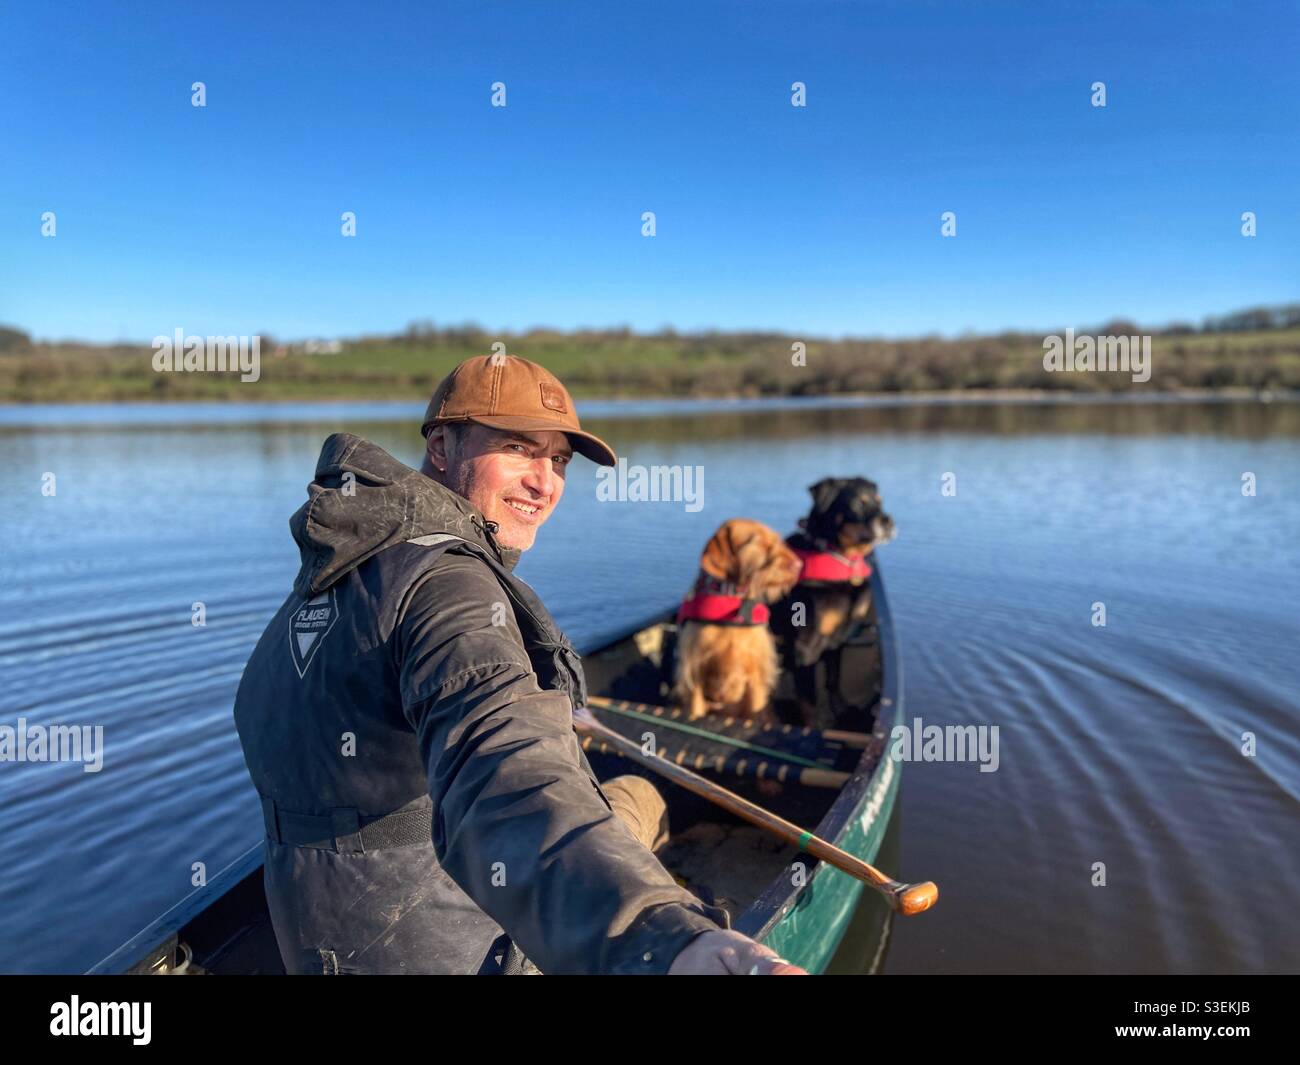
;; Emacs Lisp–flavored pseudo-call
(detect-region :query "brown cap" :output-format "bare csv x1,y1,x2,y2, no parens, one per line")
420,354,616,466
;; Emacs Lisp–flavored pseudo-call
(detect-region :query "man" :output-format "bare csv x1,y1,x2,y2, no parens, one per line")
233,353,803,975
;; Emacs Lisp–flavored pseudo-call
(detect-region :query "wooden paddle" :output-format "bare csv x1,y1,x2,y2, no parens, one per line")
573,706,938,916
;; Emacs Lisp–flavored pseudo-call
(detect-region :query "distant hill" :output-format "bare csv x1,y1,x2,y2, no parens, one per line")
2,304,1298,402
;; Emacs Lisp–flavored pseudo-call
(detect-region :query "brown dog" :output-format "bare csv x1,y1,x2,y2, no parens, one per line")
672,519,802,722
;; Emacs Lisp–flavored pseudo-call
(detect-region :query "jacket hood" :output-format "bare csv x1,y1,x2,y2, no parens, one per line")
289,433,520,597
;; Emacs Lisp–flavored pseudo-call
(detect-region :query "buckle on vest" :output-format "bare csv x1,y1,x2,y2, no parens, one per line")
261,795,281,844
330,808,364,854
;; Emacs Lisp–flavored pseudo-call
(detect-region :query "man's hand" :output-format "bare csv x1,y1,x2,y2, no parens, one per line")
667,930,808,975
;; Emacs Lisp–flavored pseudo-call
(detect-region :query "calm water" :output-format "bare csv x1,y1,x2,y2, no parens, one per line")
1,397,1297,974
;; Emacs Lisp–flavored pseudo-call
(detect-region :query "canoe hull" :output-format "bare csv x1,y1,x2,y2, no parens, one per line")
739,561,904,972
758,724,900,970
92,561,903,975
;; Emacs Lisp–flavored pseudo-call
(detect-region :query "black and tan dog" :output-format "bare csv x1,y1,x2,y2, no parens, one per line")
770,478,896,727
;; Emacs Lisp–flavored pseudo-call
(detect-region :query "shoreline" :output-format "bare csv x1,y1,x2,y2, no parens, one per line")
1,385,1295,409
1,387,1295,431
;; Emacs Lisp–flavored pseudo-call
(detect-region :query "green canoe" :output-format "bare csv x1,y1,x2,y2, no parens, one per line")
92,563,902,975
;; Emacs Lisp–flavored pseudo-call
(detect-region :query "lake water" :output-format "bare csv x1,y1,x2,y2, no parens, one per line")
1,396,1297,974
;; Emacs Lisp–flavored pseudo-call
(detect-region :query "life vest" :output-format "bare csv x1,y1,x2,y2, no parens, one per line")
236,529,601,976
675,574,770,627
404,533,590,712
791,547,872,585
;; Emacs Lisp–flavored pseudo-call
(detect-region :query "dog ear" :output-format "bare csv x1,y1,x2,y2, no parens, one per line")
700,522,739,581
732,524,776,588
808,478,841,514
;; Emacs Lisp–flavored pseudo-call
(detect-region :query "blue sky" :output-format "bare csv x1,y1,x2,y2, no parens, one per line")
2,0,1296,342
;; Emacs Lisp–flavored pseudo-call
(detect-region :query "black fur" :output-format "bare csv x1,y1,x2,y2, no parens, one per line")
770,477,895,727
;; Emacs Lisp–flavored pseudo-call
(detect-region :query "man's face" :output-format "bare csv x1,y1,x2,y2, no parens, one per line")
432,423,572,550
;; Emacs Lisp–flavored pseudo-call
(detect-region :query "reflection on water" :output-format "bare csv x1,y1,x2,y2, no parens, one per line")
1,397,1297,973
589,395,1300,444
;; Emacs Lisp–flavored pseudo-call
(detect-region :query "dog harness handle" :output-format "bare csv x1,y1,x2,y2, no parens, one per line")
791,547,872,584
675,573,770,626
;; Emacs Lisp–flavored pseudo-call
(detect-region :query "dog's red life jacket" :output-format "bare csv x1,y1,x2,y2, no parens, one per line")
675,575,770,627
792,547,872,584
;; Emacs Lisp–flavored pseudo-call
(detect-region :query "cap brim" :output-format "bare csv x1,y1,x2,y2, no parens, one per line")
431,414,617,467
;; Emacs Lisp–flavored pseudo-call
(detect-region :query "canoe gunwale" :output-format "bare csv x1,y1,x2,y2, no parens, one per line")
733,560,901,945
87,842,265,974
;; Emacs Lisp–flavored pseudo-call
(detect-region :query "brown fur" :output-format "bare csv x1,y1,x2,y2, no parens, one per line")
673,519,801,722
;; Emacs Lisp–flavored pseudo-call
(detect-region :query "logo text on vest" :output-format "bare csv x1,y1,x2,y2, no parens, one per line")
289,588,337,677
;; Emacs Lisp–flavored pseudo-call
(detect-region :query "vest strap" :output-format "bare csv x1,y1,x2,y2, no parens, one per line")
676,591,770,626
676,572,771,627
406,533,469,549
261,796,433,852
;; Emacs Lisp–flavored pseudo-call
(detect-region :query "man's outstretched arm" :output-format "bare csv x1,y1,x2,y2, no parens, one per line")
397,554,737,974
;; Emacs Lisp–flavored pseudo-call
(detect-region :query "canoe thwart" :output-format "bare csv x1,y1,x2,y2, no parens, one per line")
585,695,864,777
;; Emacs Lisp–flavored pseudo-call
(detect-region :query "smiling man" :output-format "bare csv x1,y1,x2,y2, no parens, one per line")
233,354,800,975
423,422,570,551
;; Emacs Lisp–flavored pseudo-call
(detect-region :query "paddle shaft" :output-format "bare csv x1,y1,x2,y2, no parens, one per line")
573,707,937,916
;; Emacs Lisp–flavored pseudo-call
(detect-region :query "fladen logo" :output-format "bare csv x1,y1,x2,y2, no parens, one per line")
289,588,337,677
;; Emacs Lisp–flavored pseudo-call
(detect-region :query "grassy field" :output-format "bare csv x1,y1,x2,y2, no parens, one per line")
3,322,1299,403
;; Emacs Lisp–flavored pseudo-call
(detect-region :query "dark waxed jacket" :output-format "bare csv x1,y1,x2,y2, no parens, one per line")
232,433,725,974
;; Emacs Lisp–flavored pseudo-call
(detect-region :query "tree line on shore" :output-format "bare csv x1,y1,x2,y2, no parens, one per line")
2,303,1298,402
